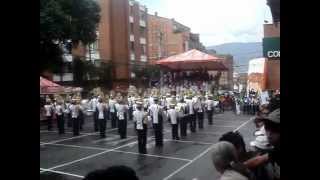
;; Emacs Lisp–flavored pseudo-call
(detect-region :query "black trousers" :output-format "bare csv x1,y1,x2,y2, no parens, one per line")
99,118,106,138
94,111,99,132
180,116,187,137
118,119,127,139
171,124,179,140
197,112,204,129
57,115,65,134
66,113,72,127
207,110,213,125
137,125,147,154
110,112,117,128
46,116,53,131
189,114,196,132
128,107,133,121
79,114,84,131
72,118,80,136
153,123,163,146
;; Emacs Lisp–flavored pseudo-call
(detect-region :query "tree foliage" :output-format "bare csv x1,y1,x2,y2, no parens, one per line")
40,0,100,73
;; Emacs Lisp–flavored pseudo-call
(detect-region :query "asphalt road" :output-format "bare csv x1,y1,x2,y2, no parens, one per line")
40,111,255,180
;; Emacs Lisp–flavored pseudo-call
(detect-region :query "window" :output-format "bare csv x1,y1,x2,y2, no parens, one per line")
130,5,133,15
130,42,135,51
141,44,146,55
139,11,145,20
130,23,134,34
140,27,145,36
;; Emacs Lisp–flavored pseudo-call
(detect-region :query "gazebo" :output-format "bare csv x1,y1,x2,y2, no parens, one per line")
40,76,65,94
154,49,228,71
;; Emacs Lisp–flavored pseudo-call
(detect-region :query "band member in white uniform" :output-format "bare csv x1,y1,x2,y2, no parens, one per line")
176,98,187,137
96,98,108,138
133,100,148,154
205,95,215,125
167,103,180,140
70,99,81,136
196,96,205,129
90,96,99,132
116,98,128,139
109,95,117,128
44,100,54,131
185,95,196,132
148,97,164,147
55,100,65,134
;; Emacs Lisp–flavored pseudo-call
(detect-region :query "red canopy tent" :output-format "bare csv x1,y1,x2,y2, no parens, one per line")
40,76,64,94
154,49,228,71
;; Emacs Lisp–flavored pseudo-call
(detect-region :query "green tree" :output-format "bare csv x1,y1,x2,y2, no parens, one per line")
40,0,100,74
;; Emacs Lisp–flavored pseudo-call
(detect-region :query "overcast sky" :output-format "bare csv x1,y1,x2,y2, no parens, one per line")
139,0,273,47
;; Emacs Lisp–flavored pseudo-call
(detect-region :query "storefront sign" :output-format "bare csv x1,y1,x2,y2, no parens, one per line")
263,37,280,59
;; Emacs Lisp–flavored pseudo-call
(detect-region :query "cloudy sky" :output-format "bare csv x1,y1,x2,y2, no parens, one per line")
139,0,273,47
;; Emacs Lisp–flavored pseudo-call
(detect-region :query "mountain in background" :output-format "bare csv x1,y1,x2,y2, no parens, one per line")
207,42,262,73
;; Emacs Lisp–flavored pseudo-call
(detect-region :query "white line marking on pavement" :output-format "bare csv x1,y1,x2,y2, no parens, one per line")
41,143,109,151
40,168,84,178
40,140,139,174
233,118,253,132
162,117,254,180
151,138,213,145
40,128,118,145
112,150,192,162
210,125,237,128
40,130,92,135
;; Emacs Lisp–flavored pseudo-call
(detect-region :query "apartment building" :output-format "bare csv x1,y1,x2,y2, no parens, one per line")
98,0,148,87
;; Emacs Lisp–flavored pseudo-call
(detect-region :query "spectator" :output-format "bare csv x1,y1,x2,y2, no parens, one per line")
244,109,280,180
219,131,256,162
211,141,252,180
83,165,139,180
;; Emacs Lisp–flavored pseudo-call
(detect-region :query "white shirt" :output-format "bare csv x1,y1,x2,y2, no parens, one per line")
97,103,106,119
205,99,214,111
148,97,154,106
64,103,71,114
167,108,178,124
116,104,128,120
133,110,146,130
109,99,117,113
44,105,53,117
185,99,195,114
70,104,79,118
91,98,98,112
55,105,64,116
149,104,161,124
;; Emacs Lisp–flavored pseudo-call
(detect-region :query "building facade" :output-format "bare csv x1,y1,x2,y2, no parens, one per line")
148,13,190,61
247,58,267,93
98,0,148,87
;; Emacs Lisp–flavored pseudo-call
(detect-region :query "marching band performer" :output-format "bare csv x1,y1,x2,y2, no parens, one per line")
44,98,54,131
185,94,196,133
55,99,65,134
167,103,180,140
133,100,148,154
148,97,164,147
116,97,128,139
176,97,187,137
70,98,81,136
196,95,205,129
109,95,117,128
205,94,215,125
97,97,108,138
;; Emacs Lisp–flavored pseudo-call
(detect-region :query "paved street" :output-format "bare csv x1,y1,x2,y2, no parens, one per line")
40,111,255,180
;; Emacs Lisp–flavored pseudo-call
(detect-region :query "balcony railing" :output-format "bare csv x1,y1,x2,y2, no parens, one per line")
140,37,146,44
140,55,147,62
130,34,135,41
139,20,146,27
129,16,134,23
130,52,135,61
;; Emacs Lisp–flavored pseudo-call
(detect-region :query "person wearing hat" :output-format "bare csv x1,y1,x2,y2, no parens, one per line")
133,100,148,154
167,103,180,140
244,109,280,180
70,99,81,136
64,99,72,128
185,94,196,133
148,96,164,147
195,95,205,129
97,97,108,138
109,95,117,129
115,98,129,139
176,97,187,137
205,95,214,125
89,95,99,132
55,100,65,134
44,99,54,131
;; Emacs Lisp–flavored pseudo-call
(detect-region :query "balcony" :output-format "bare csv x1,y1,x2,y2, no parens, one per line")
140,55,147,62
139,20,146,27
130,34,135,42
140,37,146,44
129,16,134,23
129,0,134,6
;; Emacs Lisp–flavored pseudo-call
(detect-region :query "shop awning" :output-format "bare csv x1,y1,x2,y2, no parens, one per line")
154,49,228,71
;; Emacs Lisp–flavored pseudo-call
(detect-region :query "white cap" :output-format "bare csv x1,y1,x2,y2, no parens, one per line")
250,135,273,150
